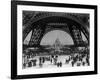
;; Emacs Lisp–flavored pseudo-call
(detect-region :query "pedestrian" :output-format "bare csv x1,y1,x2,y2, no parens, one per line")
60,62,62,67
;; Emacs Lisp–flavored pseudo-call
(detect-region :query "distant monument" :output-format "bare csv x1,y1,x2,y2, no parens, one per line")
52,38,63,52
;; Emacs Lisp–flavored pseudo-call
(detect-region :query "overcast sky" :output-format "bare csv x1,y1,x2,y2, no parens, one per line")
40,30,74,45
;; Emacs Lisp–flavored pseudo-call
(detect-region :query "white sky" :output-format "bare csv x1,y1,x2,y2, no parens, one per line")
24,30,32,45
40,30,74,45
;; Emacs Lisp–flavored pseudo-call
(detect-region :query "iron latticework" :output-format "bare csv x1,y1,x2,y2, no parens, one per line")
23,11,89,49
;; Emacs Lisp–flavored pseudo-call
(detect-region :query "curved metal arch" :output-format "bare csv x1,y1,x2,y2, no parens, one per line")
31,16,89,39
23,16,89,47
24,12,89,34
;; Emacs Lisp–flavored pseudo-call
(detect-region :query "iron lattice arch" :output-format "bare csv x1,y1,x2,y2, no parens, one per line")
23,11,89,49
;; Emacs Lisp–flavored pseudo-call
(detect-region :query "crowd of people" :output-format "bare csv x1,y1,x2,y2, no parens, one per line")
65,53,90,67
22,50,90,69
